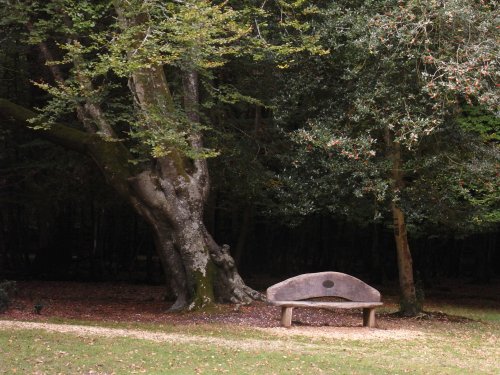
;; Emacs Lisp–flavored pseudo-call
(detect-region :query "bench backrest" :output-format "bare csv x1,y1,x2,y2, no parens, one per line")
267,272,381,302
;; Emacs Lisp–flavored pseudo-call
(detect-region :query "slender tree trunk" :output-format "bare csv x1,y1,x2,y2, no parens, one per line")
391,203,419,315
385,128,420,316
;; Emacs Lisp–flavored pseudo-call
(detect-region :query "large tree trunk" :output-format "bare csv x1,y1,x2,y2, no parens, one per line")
385,128,421,316
127,164,262,310
0,99,263,310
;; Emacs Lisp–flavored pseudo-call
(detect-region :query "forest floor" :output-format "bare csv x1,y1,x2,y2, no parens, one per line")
1,278,499,334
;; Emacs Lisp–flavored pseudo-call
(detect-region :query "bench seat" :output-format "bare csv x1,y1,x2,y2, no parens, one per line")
267,272,383,328
268,301,383,309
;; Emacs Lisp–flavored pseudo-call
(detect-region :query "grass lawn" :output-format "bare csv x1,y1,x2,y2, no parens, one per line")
1,303,499,375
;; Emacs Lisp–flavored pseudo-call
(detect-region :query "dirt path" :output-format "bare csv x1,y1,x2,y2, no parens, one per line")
255,326,428,340
0,319,429,353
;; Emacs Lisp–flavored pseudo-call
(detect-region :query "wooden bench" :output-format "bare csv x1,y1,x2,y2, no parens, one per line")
267,272,383,328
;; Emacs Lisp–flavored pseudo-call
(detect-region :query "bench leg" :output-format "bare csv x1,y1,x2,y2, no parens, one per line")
281,306,293,328
363,308,376,328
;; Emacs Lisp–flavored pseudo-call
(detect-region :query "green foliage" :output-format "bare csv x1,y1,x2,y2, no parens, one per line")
1,0,325,163
129,103,219,160
271,0,499,235
330,0,498,146
2,0,247,158
458,105,500,142
100,1,250,76
400,124,500,234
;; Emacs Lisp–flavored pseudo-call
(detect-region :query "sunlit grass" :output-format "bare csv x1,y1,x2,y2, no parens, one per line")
429,304,500,323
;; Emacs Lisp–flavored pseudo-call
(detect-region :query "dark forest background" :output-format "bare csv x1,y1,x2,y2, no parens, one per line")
1,150,498,287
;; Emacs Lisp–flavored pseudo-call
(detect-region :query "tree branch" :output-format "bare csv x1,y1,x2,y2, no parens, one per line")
0,98,91,153
0,98,137,198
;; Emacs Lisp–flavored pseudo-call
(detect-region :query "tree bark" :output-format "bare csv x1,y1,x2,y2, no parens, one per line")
385,128,420,316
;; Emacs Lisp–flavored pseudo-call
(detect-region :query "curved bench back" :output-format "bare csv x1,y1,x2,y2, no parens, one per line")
267,272,381,302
